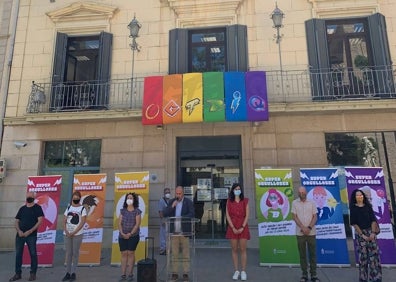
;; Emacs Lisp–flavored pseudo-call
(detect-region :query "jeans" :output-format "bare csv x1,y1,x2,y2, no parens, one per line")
296,235,317,278
64,234,83,274
15,234,38,274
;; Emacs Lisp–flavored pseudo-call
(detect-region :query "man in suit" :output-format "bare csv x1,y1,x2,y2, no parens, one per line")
163,186,195,282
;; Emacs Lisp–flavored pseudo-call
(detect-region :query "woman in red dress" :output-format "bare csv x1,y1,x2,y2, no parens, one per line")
226,183,250,281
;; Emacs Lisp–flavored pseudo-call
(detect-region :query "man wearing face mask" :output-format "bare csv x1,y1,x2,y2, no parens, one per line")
163,186,194,282
9,191,44,282
158,187,171,255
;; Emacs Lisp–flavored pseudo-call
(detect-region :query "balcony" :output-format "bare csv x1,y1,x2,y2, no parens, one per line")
26,66,396,115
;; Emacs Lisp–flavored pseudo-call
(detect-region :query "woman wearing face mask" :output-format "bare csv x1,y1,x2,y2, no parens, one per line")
62,191,87,282
226,183,250,281
118,193,141,281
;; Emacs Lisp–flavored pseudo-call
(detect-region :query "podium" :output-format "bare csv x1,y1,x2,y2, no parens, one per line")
164,217,199,282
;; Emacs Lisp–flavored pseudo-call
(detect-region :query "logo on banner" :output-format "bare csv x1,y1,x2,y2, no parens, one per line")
164,100,181,117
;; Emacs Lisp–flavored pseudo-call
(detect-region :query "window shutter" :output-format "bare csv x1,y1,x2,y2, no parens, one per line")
169,28,188,74
367,13,394,94
51,32,68,85
305,19,330,99
95,32,112,108
97,32,112,82
226,25,248,71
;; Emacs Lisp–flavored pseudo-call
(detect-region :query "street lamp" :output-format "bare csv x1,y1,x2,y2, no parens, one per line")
271,2,285,94
127,14,141,104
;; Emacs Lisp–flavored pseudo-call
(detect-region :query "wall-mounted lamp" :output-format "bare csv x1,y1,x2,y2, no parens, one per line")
156,125,164,130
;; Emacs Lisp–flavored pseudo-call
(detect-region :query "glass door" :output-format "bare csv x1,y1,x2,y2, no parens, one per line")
180,160,241,239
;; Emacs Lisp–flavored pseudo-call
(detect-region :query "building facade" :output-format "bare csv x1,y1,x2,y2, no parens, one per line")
0,0,396,250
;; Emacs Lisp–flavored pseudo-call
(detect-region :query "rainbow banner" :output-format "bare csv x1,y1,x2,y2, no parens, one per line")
111,171,150,265
23,175,62,267
203,72,225,122
255,169,299,266
73,173,107,266
142,71,268,125
182,73,203,123
163,74,183,124
300,168,350,266
224,72,247,121
142,76,163,125
345,167,396,265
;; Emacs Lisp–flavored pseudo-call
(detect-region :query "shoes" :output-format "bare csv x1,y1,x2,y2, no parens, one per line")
28,273,36,281
232,270,240,280
300,277,308,282
119,274,127,281
70,273,76,281
127,274,134,281
159,250,166,255
170,273,178,282
182,273,189,281
62,273,71,281
9,274,21,281
311,278,320,282
241,271,247,281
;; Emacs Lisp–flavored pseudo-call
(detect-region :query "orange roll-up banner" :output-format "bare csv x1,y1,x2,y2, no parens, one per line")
163,74,183,124
23,175,62,267
111,171,150,265
182,73,203,123
73,173,107,265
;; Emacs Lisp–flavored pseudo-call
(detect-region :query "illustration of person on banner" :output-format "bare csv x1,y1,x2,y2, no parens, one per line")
62,191,87,282
261,188,289,222
349,189,382,282
312,186,335,222
9,191,44,282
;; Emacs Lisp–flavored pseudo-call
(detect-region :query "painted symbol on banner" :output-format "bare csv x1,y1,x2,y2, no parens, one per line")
231,91,241,113
185,98,200,115
207,99,224,112
248,95,266,112
164,100,181,117
145,104,160,120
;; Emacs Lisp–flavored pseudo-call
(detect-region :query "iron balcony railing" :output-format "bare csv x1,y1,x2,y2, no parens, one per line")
26,66,396,114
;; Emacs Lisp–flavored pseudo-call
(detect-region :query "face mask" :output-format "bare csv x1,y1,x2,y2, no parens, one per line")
234,190,241,196
26,197,35,203
73,199,80,204
126,199,133,206
165,193,171,199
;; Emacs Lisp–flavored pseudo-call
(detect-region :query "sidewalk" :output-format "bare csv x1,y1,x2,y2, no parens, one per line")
1,246,395,282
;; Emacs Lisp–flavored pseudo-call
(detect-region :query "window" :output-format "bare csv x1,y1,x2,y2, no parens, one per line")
51,32,112,111
305,13,394,99
169,25,248,74
189,28,226,72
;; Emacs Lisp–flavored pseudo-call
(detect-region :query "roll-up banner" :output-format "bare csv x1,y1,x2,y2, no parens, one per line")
73,173,107,265
255,168,299,266
345,167,396,265
111,171,150,265
24,175,62,267
300,168,350,266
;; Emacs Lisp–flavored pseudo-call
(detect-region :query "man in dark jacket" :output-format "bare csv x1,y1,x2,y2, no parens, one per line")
163,186,194,282
9,191,44,282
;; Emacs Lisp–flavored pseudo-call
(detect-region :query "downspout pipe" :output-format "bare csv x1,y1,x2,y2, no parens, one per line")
0,0,19,153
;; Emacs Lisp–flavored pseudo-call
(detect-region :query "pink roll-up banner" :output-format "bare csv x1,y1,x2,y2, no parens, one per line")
23,175,62,267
